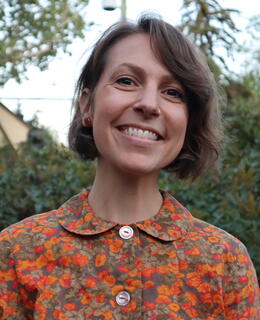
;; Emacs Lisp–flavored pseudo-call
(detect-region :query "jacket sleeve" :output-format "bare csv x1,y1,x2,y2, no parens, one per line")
0,230,27,320
223,240,260,319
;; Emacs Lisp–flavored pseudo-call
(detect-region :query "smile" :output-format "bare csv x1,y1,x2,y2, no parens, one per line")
118,126,160,141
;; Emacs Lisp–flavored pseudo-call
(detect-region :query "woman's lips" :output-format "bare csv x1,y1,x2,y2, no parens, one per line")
117,125,163,140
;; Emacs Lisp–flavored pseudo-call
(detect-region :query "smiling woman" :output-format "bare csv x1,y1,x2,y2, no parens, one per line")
0,14,259,320
69,15,221,181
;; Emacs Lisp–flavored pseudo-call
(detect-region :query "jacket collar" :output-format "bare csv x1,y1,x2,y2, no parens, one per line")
58,189,194,241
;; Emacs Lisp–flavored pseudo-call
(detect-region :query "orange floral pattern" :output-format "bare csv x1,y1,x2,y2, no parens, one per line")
0,189,259,319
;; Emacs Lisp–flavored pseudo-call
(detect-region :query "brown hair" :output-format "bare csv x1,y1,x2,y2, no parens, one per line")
68,14,223,180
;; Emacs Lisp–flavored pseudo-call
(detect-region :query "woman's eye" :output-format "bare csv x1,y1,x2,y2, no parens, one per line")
116,77,134,86
164,88,183,100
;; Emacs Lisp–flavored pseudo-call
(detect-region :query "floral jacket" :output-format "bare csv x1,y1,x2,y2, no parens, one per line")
0,189,259,320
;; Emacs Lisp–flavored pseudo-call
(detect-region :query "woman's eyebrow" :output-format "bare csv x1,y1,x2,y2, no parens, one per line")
111,63,181,86
111,63,145,78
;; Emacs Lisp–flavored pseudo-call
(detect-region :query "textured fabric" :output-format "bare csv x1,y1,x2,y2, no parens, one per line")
0,189,259,320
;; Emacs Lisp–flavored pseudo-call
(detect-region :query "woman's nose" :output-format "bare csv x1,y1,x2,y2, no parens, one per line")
133,87,160,118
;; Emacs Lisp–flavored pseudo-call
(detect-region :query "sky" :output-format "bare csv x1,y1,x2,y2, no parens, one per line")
0,0,259,144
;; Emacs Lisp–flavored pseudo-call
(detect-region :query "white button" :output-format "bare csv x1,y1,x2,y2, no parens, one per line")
116,291,131,306
119,226,134,239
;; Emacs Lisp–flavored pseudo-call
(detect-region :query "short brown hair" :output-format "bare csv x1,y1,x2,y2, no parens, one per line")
68,14,223,180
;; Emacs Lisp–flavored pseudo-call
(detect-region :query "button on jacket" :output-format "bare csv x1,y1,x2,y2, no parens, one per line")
0,189,259,319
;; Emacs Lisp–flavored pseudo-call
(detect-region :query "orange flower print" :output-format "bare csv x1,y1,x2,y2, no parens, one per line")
125,278,141,292
102,310,113,320
223,251,236,263
164,199,175,211
64,303,76,311
85,277,97,288
169,303,180,312
98,270,116,286
144,301,156,311
122,300,137,312
185,292,198,306
53,310,67,320
185,307,199,317
111,285,124,296
179,259,188,270
36,289,53,301
156,295,171,304
142,267,156,278
95,253,106,267
59,273,72,287
58,256,70,267
143,280,154,289
80,293,93,304
85,311,94,319
117,264,129,273
42,228,56,237
128,268,138,277
39,275,57,286
187,272,202,287
44,249,56,261
212,253,222,260
157,265,170,274
62,242,76,252
12,243,21,254
71,253,89,266
208,236,219,243
170,282,182,296
185,247,201,256
0,269,16,282
105,239,123,253
200,292,213,304
34,245,44,254
153,223,162,231
166,250,177,259
167,229,180,238
168,312,186,320
237,253,250,265
96,292,106,303
157,285,171,296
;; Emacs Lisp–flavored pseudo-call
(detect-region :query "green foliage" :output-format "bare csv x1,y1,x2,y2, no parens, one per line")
159,70,260,281
0,127,95,230
0,0,89,85
180,0,240,76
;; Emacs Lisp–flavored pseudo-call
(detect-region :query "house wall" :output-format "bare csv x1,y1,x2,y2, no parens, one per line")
0,129,6,146
0,106,30,148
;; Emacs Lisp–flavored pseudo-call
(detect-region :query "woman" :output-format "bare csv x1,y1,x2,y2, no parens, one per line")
0,15,259,320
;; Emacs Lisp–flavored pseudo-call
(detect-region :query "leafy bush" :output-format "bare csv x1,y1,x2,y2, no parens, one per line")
0,128,95,229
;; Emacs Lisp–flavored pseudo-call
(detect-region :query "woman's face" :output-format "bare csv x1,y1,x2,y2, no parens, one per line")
82,33,188,176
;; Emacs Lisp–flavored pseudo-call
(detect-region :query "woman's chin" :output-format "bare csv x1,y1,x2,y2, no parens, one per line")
115,160,161,178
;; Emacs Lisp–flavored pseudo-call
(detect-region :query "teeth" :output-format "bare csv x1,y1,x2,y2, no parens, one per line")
121,127,158,141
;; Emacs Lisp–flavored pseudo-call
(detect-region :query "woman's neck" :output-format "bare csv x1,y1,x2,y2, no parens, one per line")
88,160,163,224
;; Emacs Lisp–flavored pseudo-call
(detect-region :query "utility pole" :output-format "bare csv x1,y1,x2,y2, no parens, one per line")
102,0,127,22
121,0,126,22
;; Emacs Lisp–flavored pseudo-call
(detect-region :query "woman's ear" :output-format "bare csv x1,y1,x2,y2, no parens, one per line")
79,88,92,126
79,88,90,115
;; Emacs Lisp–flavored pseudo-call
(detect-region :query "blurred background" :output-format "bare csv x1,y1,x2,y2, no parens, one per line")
0,0,259,281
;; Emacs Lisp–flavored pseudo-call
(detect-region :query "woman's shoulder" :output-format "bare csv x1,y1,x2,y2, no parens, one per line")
0,209,59,244
0,190,88,245
164,191,245,250
189,215,250,260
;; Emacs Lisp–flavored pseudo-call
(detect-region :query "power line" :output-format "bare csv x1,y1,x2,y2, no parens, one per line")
0,97,72,101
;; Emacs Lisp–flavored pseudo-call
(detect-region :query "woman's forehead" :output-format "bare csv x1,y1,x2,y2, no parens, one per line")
101,33,175,79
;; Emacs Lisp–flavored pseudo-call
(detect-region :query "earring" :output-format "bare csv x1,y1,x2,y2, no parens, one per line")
83,117,92,127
